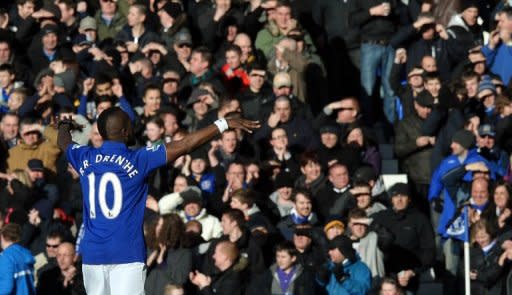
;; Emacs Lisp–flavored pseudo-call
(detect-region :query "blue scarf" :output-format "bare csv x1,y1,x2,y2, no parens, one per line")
290,208,310,225
277,266,296,293
470,201,489,213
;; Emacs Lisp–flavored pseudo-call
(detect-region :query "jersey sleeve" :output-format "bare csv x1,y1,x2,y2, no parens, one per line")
66,144,90,171
136,144,168,175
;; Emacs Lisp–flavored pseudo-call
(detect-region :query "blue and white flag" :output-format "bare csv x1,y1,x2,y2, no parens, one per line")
446,205,470,242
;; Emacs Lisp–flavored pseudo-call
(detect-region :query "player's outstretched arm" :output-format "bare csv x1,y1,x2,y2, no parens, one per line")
165,115,259,164
57,118,79,151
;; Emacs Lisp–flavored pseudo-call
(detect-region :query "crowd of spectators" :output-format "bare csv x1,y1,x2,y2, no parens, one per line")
1,0,512,294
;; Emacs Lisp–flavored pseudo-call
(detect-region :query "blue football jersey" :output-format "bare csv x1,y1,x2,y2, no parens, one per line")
66,141,167,264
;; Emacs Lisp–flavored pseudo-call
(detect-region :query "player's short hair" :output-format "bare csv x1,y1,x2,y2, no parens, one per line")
1,223,22,243
96,106,130,139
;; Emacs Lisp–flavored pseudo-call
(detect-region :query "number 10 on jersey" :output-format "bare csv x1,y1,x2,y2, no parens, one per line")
87,172,123,219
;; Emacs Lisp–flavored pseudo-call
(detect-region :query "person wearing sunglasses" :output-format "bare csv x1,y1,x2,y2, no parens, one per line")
34,230,67,285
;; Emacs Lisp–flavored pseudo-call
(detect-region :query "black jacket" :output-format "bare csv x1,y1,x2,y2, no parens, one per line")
389,24,454,81
312,0,360,48
199,266,242,295
372,207,435,275
350,0,399,42
462,242,505,295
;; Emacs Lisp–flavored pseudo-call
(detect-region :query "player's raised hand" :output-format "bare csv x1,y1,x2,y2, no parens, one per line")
225,113,260,133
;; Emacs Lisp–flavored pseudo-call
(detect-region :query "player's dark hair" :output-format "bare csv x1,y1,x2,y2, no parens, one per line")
96,107,129,140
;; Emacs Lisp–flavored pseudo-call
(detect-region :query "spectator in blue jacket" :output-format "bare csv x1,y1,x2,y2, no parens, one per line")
316,235,371,295
429,129,495,276
482,7,512,85
0,223,36,295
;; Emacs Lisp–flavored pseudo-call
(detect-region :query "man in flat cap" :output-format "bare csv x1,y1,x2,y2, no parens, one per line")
395,90,436,215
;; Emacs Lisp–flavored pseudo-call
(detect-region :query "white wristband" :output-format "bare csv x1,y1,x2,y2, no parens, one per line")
214,118,229,133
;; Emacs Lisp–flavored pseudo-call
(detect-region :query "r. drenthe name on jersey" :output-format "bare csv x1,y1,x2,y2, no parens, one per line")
78,154,139,178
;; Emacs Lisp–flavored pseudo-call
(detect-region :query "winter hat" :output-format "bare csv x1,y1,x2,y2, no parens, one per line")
273,72,292,88
452,129,476,149
388,183,410,198
180,186,203,207
28,159,44,172
161,2,182,19
461,0,478,12
80,16,97,31
415,91,435,108
319,124,341,135
328,235,356,261
323,215,345,233
353,165,377,183
478,76,497,95
478,124,495,137
274,171,294,189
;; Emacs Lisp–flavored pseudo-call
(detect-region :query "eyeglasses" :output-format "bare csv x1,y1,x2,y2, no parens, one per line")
177,43,191,48
338,107,355,111
46,244,60,248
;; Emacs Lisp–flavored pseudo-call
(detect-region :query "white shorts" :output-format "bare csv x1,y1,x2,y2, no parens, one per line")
83,262,146,295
